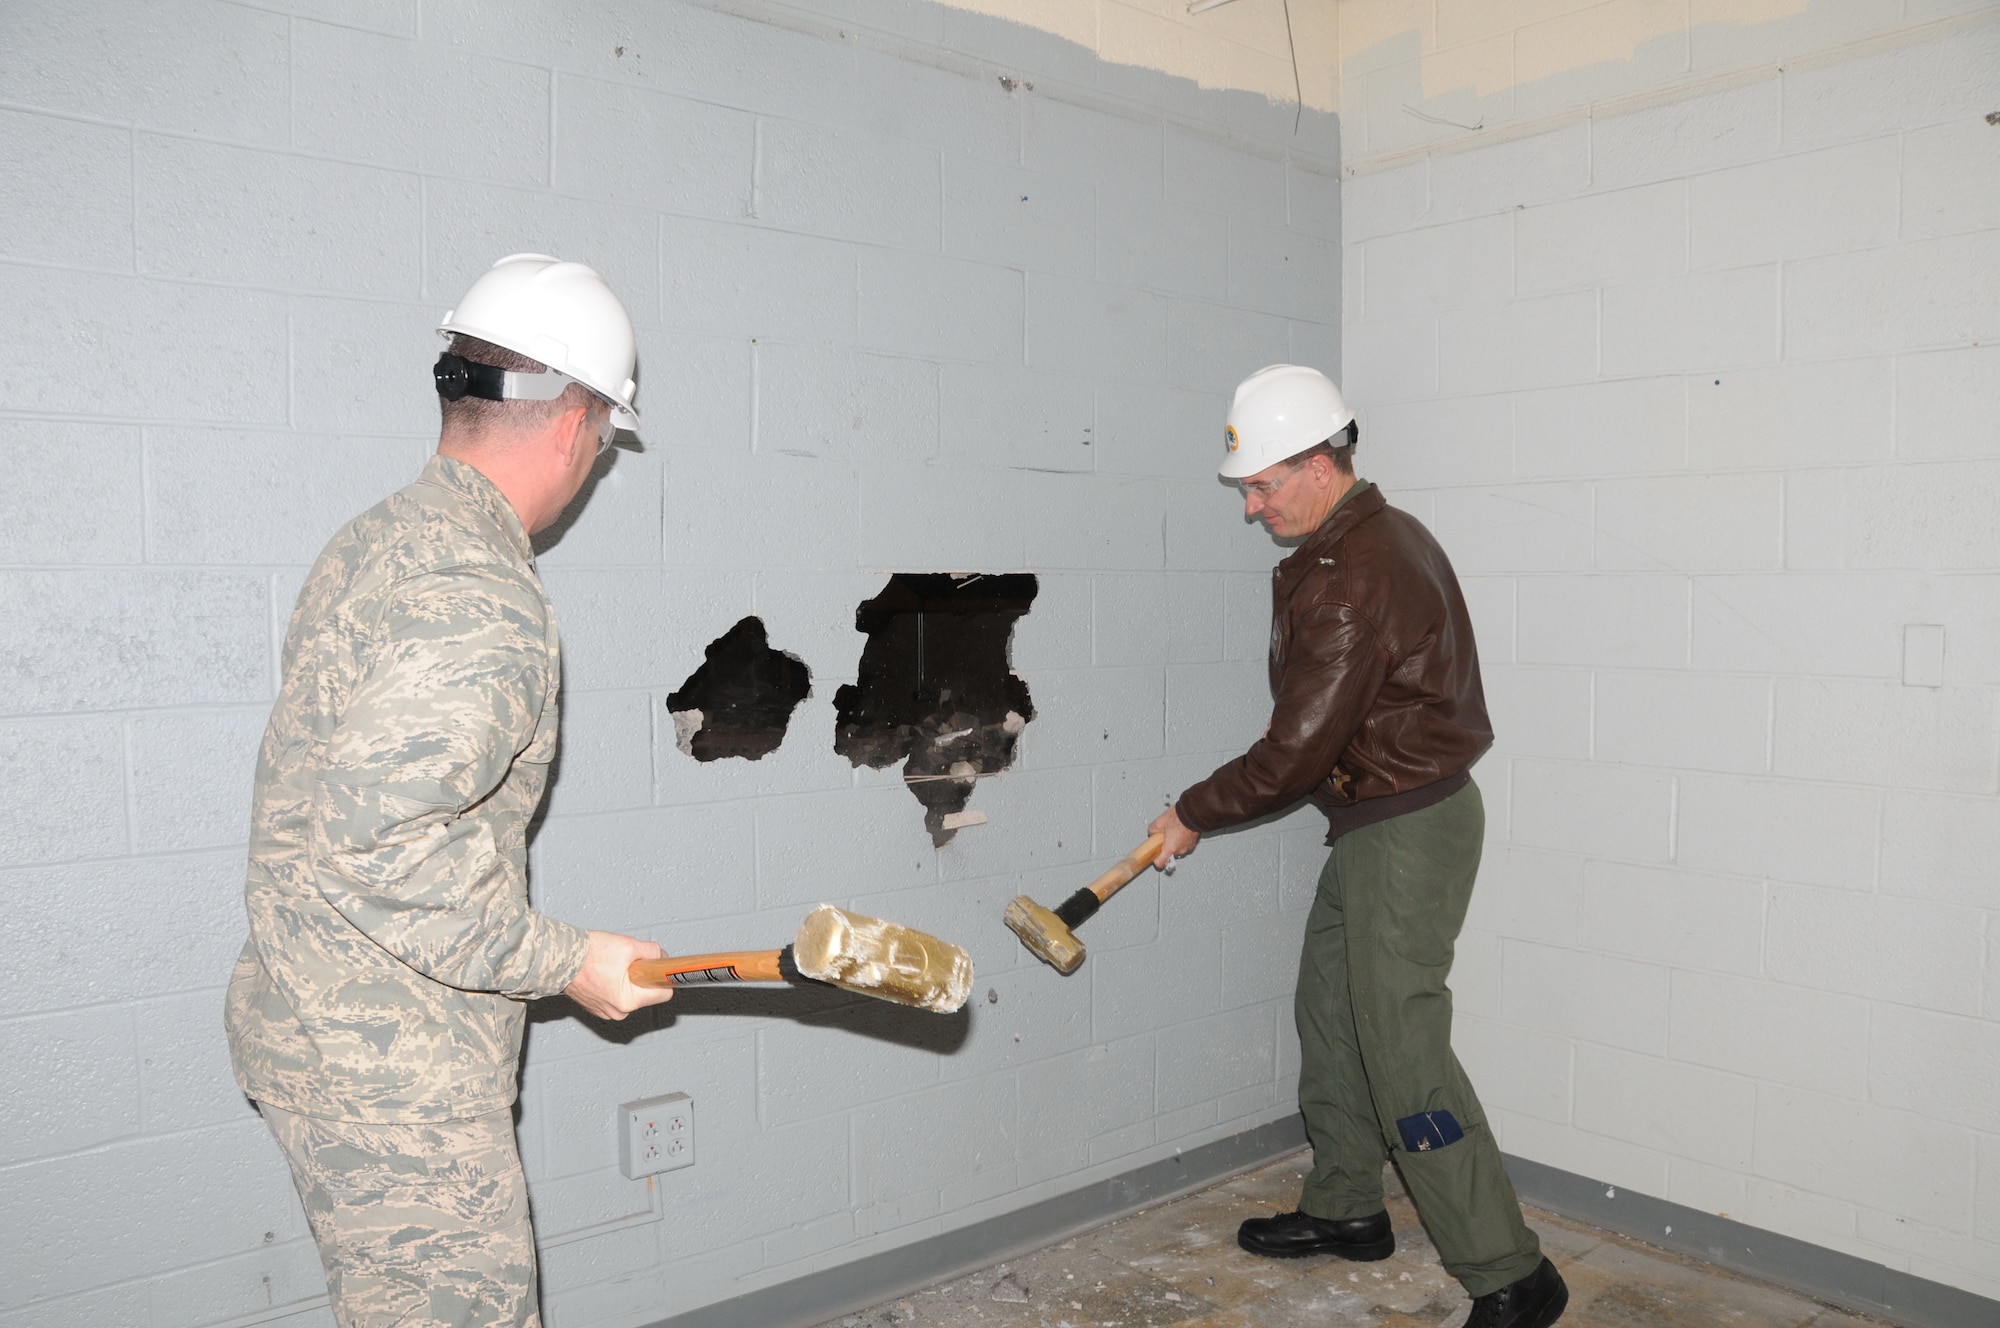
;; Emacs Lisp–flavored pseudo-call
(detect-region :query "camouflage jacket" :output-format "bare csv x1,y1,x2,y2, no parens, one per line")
226,455,591,1123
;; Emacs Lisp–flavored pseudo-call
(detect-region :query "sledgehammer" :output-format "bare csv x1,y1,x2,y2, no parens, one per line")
628,905,973,1013
1004,834,1165,975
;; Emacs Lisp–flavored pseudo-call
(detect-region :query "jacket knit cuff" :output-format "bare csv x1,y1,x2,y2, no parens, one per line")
1174,799,1209,835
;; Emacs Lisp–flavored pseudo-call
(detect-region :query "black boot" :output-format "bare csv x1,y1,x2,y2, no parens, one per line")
1235,1209,1395,1260
1465,1257,1568,1328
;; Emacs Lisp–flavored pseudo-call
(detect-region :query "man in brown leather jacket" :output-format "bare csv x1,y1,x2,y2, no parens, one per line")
1147,365,1566,1328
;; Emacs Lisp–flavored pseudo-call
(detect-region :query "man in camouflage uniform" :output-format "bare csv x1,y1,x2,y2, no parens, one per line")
226,256,672,1328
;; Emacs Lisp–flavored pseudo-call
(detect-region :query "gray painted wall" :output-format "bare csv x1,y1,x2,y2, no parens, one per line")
0,2,1341,1325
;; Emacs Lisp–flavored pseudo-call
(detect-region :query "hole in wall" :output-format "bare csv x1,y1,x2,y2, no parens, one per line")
833,573,1038,846
666,616,811,762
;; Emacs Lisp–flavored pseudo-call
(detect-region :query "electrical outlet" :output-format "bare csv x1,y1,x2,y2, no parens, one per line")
617,1092,693,1180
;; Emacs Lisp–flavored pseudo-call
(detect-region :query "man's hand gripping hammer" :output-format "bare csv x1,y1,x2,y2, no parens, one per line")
1004,833,1165,975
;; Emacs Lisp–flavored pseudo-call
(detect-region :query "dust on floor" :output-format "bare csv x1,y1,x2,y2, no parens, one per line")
813,1150,1891,1328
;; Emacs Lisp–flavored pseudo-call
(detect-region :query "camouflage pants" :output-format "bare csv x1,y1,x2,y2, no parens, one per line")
260,1103,540,1328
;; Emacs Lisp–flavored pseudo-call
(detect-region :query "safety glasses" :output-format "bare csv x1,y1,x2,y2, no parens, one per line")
1238,458,1307,500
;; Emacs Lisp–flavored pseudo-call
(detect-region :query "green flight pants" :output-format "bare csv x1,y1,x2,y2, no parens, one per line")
1294,780,1542,1297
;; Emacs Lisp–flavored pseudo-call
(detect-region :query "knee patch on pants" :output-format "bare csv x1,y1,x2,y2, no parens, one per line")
1396,1109,1465,1154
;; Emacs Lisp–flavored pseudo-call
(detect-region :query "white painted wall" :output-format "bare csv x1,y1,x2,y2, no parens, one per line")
1344,8,2000,1303
0,2,1340,1325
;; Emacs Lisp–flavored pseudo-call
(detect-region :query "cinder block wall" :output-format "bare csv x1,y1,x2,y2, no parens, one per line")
0,2,1340,1325
1344,14,2000,1303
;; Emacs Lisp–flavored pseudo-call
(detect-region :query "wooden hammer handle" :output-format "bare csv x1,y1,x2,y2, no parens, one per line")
1087,833,1167,905
628,948,789,988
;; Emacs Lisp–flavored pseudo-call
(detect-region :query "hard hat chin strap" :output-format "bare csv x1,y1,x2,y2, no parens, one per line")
433,352,572,405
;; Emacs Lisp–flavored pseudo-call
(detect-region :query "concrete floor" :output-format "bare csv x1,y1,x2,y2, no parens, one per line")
814,1150,1891,1328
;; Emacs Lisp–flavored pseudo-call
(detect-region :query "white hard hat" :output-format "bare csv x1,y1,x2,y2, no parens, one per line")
439,253,641,429
1219,364,1353,479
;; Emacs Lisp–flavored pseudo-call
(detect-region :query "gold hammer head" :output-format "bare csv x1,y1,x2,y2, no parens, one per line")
1005,895,1086,975
793,905,974,1013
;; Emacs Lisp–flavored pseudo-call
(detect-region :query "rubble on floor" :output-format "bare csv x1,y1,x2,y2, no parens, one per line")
815,1150,1892,1328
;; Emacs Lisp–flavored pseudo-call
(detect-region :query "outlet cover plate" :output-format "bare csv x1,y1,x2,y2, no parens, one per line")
617,1092,693,1179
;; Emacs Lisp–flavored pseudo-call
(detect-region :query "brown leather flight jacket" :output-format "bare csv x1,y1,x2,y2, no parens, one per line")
1177,483,1492,840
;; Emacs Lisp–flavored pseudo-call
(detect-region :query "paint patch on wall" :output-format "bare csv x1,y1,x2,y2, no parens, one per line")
934,0,1337,113
1338,0,1944,172
834,574,1038,845
666,616,812,762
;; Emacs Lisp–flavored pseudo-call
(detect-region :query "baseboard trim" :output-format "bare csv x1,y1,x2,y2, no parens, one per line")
640,1118,1998,1328
1503,1153,1999,1328
639,1114,1309,1328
